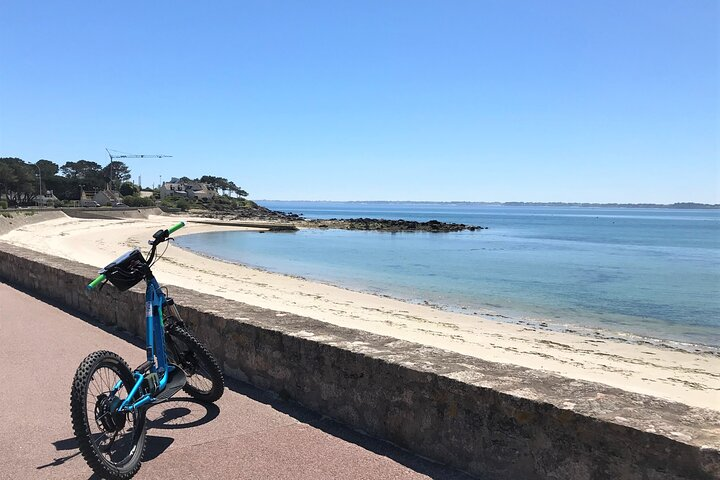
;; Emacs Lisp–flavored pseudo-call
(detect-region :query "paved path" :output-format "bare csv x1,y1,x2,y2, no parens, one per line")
0,282,471,480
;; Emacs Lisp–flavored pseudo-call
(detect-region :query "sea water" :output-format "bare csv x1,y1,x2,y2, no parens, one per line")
176,202,720,347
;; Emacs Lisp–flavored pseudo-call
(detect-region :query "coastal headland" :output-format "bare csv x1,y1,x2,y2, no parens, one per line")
229,203,485,232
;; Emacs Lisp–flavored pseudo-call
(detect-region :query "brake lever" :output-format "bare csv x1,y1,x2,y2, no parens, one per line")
148,237,173,246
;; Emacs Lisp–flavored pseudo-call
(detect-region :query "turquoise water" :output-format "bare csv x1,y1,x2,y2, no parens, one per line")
177,202,720,347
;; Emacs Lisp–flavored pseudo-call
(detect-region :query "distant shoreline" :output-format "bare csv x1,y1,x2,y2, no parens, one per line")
257,200,720,209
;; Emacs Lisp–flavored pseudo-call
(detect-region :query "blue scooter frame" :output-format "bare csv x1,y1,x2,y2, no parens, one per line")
115,277,173,412
87,221,186,413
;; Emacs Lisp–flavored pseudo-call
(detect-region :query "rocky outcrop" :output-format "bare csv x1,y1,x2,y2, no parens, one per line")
300,217,485,232
229,206,303,222
224,207,485,232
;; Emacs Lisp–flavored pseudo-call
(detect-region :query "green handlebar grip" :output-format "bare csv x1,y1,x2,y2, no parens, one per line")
87,274,107,290
168,221,185,234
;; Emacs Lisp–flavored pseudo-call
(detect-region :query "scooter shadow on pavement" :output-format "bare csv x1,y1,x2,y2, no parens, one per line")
38,397,219,473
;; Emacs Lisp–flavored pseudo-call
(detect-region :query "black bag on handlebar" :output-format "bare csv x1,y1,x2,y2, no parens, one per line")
102,249,148,291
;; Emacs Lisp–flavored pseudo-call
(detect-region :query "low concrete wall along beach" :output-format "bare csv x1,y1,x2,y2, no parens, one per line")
0,242,718,479
0,210,67,235
0,207,165,236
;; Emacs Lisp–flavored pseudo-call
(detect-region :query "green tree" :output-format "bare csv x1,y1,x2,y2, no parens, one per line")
0,157,36,205
59,160,104,195
123,195,154,207
49,176,82,201
101,161,131,190
227,180,248,198
175,198,190,211
0,161,17,203
36,159,59,178
60,160,102,179
36,159,60,194
119,181,139,196
198,175,248,197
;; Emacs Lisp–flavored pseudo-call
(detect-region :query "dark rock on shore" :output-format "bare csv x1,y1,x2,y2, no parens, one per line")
217,206,485,232
300,217,485,232
229,206,304,221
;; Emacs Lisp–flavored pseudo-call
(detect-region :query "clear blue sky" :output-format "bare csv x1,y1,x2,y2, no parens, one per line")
1,0,718,203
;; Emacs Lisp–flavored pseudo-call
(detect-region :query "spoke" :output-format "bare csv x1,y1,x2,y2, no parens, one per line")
107,429,120,449
91,432,109,447
98,370,106,392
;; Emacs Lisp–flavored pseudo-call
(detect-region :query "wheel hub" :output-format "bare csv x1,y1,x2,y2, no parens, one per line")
95,394,126,433
180,353,197,376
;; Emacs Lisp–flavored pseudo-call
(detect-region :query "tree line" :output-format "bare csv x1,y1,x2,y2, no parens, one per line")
178,175,248,198
0,157,248,207
0,157,131,205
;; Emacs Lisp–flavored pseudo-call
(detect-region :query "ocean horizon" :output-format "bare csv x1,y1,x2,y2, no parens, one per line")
256,199,720,208
177,201,720,349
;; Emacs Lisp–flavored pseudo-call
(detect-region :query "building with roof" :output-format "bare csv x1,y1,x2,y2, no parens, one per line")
93,189,124,206
159,180,216,201
34,190,59,207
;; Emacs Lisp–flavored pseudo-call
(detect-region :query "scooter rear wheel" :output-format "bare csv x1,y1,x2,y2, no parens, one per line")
165,325,224,403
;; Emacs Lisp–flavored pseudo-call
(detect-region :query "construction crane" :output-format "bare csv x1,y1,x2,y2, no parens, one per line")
105,148,172,190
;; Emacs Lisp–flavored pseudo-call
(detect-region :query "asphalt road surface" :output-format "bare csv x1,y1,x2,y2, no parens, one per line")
0,282,472,480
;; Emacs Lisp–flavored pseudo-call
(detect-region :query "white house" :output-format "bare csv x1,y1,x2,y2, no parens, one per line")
159,181,188,199
34,190,59,206
159,179,216,201
185,181,216,201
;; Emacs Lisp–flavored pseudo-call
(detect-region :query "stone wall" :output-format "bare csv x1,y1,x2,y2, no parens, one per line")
0,241,718,480
0,207,164,236
61,206,164,220
0,210,67,235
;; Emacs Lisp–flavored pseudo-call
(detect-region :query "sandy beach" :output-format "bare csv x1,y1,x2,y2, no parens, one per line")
2,213,718,411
